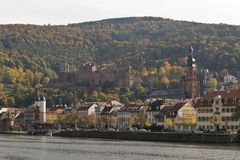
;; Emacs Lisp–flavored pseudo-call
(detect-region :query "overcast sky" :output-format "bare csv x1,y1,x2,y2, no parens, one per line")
0,0,239,25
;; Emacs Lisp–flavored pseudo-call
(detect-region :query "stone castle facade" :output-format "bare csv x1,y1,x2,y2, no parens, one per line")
58,63,136,88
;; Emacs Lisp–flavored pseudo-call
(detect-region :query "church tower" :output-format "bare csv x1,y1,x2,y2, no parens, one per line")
34,90,47,124
183,45,200,99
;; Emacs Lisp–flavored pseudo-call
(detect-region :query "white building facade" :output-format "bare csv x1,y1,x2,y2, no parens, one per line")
196,89,240,132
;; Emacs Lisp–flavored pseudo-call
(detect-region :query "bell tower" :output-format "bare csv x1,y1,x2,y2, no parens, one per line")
183,45,200,99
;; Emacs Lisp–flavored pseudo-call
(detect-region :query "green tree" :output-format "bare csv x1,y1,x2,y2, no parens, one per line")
98,92,109,102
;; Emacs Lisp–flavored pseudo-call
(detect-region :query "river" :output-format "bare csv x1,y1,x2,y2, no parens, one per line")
0,134,240,160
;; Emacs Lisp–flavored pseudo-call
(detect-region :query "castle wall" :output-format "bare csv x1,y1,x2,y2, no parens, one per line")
58,63,136,88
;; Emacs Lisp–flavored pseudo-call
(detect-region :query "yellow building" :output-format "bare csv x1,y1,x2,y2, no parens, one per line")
159,102,196,131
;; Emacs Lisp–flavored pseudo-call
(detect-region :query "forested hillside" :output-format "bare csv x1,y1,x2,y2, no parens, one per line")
0,17,240,106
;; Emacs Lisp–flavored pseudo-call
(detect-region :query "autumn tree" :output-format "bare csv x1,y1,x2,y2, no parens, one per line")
128,116,137,127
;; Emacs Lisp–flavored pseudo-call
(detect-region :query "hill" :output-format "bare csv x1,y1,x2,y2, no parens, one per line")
0,17,240,106
1,17,240,72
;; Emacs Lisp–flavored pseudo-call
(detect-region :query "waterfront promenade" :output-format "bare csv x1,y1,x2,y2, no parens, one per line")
53,130,240,143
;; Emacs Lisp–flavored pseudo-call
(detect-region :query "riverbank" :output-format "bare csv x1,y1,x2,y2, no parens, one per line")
53,131,240,143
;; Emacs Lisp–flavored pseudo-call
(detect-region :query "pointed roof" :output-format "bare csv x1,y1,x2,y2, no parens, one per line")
187,45,196,68
189,45,194,53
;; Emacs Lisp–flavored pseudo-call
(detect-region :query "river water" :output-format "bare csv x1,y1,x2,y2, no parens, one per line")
0,134,240,160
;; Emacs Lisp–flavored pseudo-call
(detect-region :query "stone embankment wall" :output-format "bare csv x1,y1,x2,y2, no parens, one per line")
53,131,240,143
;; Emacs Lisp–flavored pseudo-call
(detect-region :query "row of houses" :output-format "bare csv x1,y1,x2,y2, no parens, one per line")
1,89,240,132
70,89,240,132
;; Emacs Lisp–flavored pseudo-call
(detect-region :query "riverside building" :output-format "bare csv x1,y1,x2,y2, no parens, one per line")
195,89,240,132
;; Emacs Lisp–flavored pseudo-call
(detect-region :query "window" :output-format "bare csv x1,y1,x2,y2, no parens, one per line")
227,108,230,112
216,100,219,105
198,117,201,121
222,108,225,112
208,100,212,105
226,116,230,121
233,99,237,105
224,99,228,105
222,117,225,121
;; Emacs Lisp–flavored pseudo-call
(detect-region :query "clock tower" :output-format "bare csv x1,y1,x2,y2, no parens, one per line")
183,45,200,99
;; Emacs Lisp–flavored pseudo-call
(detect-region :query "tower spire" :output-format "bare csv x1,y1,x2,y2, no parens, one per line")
189,45,194,56
187,45,196,68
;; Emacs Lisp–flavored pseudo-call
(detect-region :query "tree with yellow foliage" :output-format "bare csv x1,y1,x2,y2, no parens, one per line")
165,118,174,130
128,116,137,127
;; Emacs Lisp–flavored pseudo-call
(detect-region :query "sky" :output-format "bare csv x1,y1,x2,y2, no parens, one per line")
0,0,239,25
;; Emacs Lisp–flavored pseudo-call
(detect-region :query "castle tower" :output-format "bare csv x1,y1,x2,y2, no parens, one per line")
117,63,135,88
183,45,200,99
34,90,47,124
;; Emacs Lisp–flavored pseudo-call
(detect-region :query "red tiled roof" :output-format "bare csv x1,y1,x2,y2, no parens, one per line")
119,104,143,112
200,89,240,100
